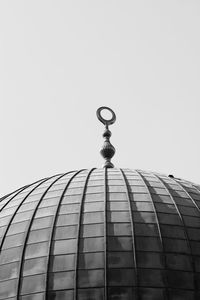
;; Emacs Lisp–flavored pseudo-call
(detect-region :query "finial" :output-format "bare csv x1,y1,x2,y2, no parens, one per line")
96,106,116,168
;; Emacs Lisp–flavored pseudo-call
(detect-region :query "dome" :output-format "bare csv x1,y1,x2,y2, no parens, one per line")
0,168,200,300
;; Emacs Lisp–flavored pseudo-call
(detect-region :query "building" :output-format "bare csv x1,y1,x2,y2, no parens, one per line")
0,107,200,299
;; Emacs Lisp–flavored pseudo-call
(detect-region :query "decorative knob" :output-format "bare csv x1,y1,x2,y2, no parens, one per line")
96,106,116,168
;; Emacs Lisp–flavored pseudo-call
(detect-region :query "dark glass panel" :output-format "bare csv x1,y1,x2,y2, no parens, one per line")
154,203,177,214
191,241,200,255
0,246,21,264
31,216,53,230
52,239,76,255
166,253,192,271
83,202,104,212
151,194,172,204
0,261,19,280
50,254,75,272
108,287,136,299
56,214,79,226
183,216,200,227
23,257,47,276
107,223,131,236
158,213,181,225
81,212,104,224
136,237,161,252
108,268,135,286
27,228,51,244
160,224,185,239
138,269,165,287
178,205,199,216
133,212,157,223
25,242,49,259
78,269,104,288
137,252,163,268
80,223,104,238
0,279,17,299
108,237,132,251
54,225,78,240
174,197,194,207
163,238,190,254
149,187,169,195
107,211,130,223
188,228,200,241
79,237,104,252
20,274,45,294
139,288,166,300
2,232,24,249
79,252,104,269
167,270,194,289
7,221,29,235
77,288,103,300
47,290,73,300
168,289,195,300
49,271,74,290
134,223,159,237
108,251,134,268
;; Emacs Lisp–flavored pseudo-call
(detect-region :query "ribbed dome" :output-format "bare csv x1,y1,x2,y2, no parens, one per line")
1,168,200,300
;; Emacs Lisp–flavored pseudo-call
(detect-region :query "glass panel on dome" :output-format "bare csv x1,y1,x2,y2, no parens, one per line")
166,253,192,271
137,252,163,268
131,194,150,202
65,188,83,195
178,206,199,216
138,269,165,287
39,198,58,208
139,288,166,299
25,242,49,259
0,215,13,227
56,214,79,226
108,237,132,251
160,225,185,239
108,287,135,300
107,201,129,211
81,212,104,224
129,186,147,193
108,186,126,193
48,271,74,290
83,202,104,212
149,187,169,195
20,292,45,300
86,186,104,194
79,237,104,252
18,202,38,213
168,289,195,300
151,194,172,204
84,193,104,202
12,210,34,223
23,257,47,276
87,180,104,186
52,239,76,255
0,261,19,280
0,246,21,264
191,241,200,255
174,197,194,207
2,232,25,249
68,181,85,188
136,237,161,252
0,278,17,298
154,203,177,214
35,206,57,218
54,225,78,240
7,221,29,236
108,252,134,268
20,274,46,294
78,252,104,269
187,228,200,240
77,288,103,300
27,228,51,244
163,238,190,254
80,223,104,238
107,223,132,236
107,211,130,223
78,269,104,288
47,290,73,300
62,195,81,204
183,216,200,227
133,212,157,223
108,193,127,201
167,270,194,289
59,203,80,214
158,213,181,225
107,179,124,185
31,216,53,230
50,254,75,272
131,202,154,212
108,268,136,286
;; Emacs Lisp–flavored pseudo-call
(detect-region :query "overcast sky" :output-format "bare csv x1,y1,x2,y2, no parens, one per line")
1,1,200,196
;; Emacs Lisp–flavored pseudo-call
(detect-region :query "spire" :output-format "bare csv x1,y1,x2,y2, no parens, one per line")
96,106,116,168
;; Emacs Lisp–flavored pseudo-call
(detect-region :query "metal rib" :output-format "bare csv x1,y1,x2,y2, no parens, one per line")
74,168,96,300
134,169,170,299
16,171,75,299
119,169,138,298
154,173,199,300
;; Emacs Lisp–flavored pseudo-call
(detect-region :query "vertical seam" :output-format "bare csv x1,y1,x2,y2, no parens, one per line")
104,167,108,300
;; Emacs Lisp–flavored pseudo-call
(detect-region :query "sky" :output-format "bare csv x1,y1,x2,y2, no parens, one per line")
1,1,200,196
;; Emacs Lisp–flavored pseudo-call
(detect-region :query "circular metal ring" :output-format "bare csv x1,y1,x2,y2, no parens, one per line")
96,106,116,126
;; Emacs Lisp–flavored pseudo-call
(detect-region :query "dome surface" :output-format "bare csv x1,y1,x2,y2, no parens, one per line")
0,168,200,300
